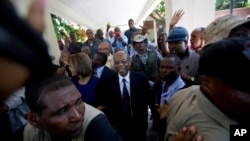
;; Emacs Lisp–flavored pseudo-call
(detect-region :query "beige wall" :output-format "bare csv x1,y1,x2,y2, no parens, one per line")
44,9,61,65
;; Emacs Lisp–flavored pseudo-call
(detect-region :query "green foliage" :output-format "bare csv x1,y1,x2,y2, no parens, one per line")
155,0,165,14
153,0,249,13
50,14,85,42
216,0,249,10
152,0,165,24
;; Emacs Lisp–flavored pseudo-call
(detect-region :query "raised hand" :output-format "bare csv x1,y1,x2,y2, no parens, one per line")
140,25,150,35
106,24,111,31
169,9,185,30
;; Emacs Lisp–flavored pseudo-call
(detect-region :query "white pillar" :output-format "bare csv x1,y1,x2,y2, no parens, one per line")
153,19,157,43
165,0,216,35
43,9,61,65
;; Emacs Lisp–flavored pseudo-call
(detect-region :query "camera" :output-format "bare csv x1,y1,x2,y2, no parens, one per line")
114,32,120,37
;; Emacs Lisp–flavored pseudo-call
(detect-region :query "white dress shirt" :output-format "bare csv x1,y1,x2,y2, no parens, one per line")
118,72,131,97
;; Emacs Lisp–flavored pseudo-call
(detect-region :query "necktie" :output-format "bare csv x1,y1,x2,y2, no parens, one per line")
122,78,131,112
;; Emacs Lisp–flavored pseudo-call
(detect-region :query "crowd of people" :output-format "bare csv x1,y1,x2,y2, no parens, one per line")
1,0,250,141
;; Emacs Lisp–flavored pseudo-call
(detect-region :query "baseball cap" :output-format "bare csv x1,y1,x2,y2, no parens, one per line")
199,37,250,93
166,26,189,42
134,34,146,42
204,14,250,45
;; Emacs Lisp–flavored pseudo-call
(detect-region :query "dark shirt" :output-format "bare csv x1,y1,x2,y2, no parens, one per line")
0,111,12,139
71,76,99,107
85,114,123,141
68,42,82,54
124,27,138,45
178,47,190,59
83,39,101,56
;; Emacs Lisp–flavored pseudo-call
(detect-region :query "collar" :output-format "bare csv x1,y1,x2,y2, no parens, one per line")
129,27,137,31
94,66,105,78
162,76,185,93
118,72,130,84
179,47,190,59
96,66,105,73
87,39,96,45
135,49,148,56
107,54,113,61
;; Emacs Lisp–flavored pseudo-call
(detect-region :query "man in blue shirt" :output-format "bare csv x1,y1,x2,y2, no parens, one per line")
153,54,185,141
154,54,185,105
125,19,139,46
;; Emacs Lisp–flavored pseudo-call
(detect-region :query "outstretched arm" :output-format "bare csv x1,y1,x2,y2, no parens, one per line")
169,9,185,31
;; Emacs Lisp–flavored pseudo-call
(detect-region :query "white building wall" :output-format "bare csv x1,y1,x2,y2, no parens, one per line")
165,0,216,36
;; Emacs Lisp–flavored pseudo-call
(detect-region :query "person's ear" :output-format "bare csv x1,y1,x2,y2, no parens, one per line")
25,112,42,128
200,75,211,92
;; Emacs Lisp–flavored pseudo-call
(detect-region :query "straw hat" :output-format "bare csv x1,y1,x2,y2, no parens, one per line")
204,14,250,45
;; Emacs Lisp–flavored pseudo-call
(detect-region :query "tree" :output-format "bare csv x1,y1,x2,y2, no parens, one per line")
150,0,165,26
216,0,249,10
50,14,85,42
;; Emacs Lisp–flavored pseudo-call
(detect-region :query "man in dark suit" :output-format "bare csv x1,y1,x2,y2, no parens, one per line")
97,51,156,141
92,52,116,79
92,52,116,111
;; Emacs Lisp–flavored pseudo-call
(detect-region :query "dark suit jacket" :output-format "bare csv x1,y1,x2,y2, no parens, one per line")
98,71,149,141
95,66,116,106
100,66,116,82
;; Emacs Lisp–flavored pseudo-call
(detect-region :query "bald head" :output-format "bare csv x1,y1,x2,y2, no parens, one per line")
115,51,130,60
114,51,131,76
192,27,204,36
98,42,111,56
190,27,205,50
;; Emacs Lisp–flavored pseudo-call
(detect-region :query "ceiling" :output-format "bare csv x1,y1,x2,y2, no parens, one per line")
47,0,161,31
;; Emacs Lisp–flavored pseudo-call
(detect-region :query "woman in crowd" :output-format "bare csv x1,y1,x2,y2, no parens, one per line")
68,52,99,107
